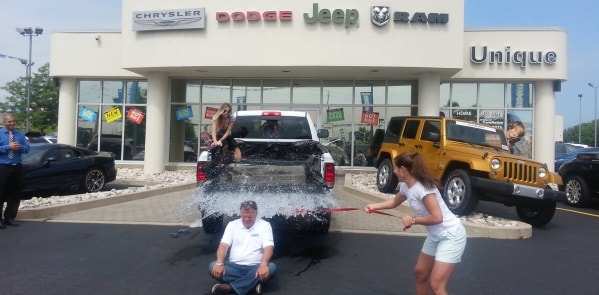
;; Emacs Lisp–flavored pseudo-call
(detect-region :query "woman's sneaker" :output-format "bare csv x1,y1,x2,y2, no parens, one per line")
211,283,232,295
255,283,263,294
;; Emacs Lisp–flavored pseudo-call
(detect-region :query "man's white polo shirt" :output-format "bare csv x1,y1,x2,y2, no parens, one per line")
220,219,274,266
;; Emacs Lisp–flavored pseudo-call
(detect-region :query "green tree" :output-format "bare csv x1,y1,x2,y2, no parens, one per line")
563,121,598,146
0,63,58,134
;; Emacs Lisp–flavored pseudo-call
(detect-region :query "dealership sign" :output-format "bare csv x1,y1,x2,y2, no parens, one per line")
471,46,557,68
216,10,292,23
132,8,206,31
304,3,359,28
371,6,449,27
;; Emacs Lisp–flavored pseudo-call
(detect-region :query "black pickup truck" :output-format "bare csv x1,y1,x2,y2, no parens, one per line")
559,151,599,207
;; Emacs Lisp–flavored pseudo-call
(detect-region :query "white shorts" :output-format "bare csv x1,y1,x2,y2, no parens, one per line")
422,224,467,264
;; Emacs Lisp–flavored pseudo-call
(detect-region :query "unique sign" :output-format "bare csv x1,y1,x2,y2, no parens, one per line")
204,107,218,120
132,8,206,31
304,3,359,28
103,106,123,123
79,107,97,123
126,108,145,125
216,10,292,23
361,112,380,126
371,6,449,27
471,46,558,68
327,108,345,122
176,106,194,121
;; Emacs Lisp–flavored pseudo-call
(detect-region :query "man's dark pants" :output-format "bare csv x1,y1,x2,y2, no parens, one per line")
0,165,24,222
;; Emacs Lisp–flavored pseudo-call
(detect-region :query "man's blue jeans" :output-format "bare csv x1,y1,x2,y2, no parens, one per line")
209,261,277,295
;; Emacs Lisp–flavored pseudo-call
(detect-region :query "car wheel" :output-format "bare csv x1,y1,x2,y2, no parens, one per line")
442,169,477,216
377,158,398,193
202,212,224,234
82,168,106,193
516,201,556,227
564,176,591,207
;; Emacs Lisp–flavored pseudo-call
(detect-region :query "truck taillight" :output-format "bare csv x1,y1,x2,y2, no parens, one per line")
324,163,335,188
262,111,281,117
196,162,208,183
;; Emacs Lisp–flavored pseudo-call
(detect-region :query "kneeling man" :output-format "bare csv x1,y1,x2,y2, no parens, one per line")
209,201,276,295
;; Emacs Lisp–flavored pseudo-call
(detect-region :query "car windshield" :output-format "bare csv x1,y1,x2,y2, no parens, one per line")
231,116,312,140
22,145,47,165
446,120,508,150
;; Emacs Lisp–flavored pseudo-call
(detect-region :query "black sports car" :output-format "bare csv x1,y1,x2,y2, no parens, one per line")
558,151,599,207
20,144,117,198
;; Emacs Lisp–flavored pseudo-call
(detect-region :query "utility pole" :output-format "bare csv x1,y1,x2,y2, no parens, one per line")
16,27,43,132
578,94,583,144
588,83,598,147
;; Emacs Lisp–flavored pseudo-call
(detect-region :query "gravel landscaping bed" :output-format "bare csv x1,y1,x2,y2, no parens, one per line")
19,168,195,210
348,173,523,228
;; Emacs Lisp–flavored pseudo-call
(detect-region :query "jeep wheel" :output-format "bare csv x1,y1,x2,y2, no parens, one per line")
377,158,398,193
202,212,224,234
564,176,591,207
516,201,556,227
442,169,477,216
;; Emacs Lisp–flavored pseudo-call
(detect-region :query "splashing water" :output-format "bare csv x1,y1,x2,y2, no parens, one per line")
180,183,337,222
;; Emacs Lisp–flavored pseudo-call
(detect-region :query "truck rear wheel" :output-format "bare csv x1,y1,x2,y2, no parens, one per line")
202,213,224,234
516,201,556,227
442,169,477,216
377,158,398,193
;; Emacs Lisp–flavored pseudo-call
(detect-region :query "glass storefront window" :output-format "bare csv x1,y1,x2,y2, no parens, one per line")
440,83,450,108
124,106,146,161
126,81,148,104
352,106,386,166
479,109,505,130
479,83,505,108
202,80,231,104
452,109,477,122
263,80,291,104
355,82,385,105
79,81,101,103
169,105,201,162
233,80,261,106
292,80,321,105
102,81,124,104
507,83,533,108
76,105,100,149
324,82,353,105
99,105,124,160
388,83,412,105
451,83,477,108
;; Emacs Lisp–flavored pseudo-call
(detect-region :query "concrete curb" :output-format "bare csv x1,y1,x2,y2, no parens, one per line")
17,182,197,220
343,175,532,240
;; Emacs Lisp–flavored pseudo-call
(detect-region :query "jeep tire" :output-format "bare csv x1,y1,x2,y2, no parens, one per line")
442,169,477,216
377,158,398,193
516,200,556,227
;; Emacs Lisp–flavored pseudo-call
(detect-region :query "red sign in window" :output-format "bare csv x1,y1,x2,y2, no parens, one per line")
361,111,380,126
127,108,145,125
205,107,218,119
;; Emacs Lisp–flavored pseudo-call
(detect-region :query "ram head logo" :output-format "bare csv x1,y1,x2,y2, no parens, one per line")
371,6,391,27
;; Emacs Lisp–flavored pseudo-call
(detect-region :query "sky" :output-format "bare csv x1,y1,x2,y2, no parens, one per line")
0,0,598,128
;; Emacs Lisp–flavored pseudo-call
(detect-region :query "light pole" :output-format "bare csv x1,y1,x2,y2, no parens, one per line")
16,26,43,132
589,83,598,147
578,94,583,144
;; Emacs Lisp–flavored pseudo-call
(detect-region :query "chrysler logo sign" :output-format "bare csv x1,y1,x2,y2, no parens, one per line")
133,8,206,31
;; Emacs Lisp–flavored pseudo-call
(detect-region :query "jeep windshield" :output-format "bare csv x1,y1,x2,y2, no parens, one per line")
446,120,508,151
231,116,312,140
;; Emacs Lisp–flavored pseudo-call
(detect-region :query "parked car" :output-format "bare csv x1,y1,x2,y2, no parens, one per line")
376,116,566,227
558,151,599,207
554,147,599,171
27,135,57,144
197,110,335,234
20,144,117,197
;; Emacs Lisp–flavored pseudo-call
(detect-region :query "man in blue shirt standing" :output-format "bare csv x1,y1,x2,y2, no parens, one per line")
0,113,30,229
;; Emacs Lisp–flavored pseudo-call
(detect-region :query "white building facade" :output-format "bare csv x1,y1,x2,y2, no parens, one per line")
50,0,568,174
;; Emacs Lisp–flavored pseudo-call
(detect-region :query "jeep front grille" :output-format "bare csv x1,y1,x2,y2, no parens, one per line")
503,161,537,183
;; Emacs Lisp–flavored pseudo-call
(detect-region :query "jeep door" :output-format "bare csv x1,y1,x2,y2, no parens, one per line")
419,120,444,179
399,119,422,156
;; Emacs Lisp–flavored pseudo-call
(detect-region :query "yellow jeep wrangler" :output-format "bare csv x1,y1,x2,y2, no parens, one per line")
376,116,566,227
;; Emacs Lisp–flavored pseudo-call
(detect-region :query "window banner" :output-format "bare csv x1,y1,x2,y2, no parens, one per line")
360,92,374,113
176,106,194,121
79,107,98,122
103,106,122,123
126,108,145,125
479,110,505,130
452,109,477,123
204,107,218,120
327,108,345,122
361,111,380,126
511,83,531,108
236,96,247,111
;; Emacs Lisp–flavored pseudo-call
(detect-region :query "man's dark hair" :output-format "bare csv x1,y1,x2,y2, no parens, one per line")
240,200,258,211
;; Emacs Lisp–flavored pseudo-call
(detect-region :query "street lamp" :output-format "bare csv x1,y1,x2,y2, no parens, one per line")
589,83,598,147
578,93,584,144
16,26,43,132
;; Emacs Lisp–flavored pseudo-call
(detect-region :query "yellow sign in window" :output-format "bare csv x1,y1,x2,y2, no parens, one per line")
103,107,122,123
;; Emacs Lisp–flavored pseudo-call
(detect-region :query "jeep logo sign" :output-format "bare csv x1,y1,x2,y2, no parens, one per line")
304,3,359,28
471,46,558,68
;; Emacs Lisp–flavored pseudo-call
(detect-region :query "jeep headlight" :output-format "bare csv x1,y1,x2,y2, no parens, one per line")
538,167,547,179
490,159,501,171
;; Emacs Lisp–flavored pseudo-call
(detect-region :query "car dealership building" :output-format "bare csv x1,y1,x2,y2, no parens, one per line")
50,0,568,174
